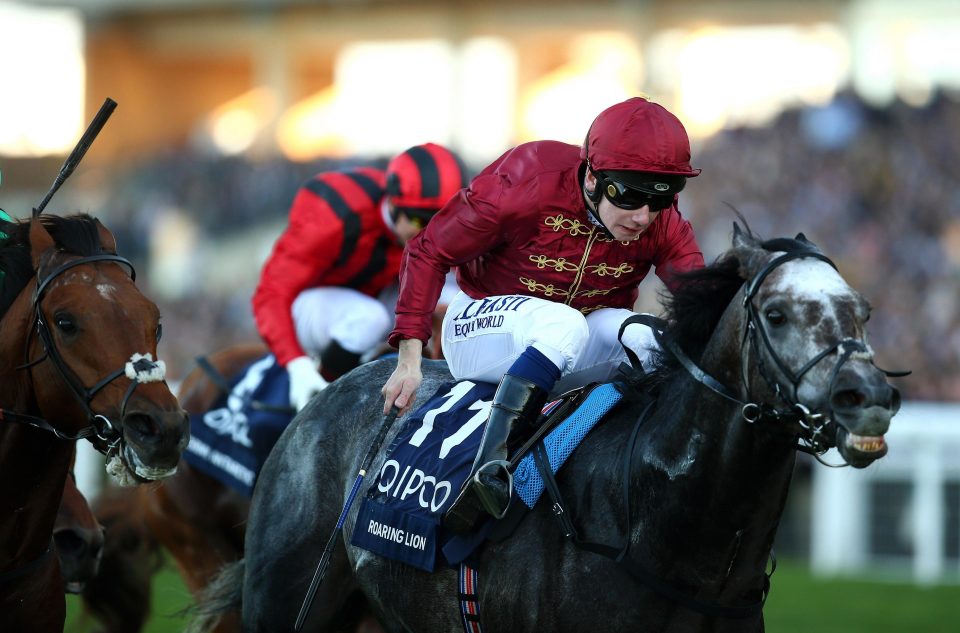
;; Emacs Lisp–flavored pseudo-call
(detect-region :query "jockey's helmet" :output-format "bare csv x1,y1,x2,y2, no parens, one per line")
580,97,701,180
386,143,467,227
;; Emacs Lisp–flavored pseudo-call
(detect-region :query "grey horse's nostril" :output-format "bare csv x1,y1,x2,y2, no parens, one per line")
831,389,865,411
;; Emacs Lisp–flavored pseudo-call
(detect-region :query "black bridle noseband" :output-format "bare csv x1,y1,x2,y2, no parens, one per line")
1,253,165,456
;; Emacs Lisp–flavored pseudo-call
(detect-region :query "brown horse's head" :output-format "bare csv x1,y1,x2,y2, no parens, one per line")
55,473,105,593
13,215,189,482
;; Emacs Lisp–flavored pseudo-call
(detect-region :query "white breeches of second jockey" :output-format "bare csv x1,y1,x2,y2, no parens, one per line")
441,292,658,394
293,274,463,357
292,287,392,356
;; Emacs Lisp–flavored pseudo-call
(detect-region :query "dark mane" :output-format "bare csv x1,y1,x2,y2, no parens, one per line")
642,229,822,387
0,214,107,317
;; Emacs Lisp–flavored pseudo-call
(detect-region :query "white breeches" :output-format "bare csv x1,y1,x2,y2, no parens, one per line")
292,287,393,355
292,274,462,357
440,292,658,393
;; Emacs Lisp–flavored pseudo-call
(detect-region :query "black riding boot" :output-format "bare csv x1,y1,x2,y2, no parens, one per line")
444,374,548,534
319,340,362,381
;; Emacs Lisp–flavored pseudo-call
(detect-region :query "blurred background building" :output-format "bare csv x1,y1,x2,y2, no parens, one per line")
1,0,958,582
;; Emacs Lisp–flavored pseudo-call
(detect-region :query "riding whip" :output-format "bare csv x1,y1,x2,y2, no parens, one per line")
294,405,400,631
33,97,117,218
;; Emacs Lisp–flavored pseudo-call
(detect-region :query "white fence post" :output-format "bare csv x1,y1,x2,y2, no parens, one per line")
809,401,960,583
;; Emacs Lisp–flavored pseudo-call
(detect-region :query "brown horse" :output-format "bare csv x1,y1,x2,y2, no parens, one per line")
55,454,106,594
80,343,264,633
0,215,189,633
81,326,451,632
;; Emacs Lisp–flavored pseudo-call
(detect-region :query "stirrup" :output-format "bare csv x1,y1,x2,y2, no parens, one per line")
444,460,512,534
472,460,513,519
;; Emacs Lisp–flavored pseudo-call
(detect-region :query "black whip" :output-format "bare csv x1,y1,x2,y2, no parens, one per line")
294,405,400,631
33,97,117,218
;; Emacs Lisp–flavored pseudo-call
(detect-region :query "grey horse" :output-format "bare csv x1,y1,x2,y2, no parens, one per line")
206,225,901,633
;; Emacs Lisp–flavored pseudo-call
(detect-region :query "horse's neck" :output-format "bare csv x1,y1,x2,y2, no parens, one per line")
627,313,797,601
0,302,74,566
0,427,72,566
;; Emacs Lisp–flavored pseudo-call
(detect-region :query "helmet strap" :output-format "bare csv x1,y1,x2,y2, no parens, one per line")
581,162,615,240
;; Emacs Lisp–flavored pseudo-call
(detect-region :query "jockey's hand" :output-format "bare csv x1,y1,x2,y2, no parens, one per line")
382,339,423,416
287,356,329,412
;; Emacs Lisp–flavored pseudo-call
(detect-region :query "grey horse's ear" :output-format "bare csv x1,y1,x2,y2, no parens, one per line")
795,232,809,243
732,222,751,249
731,221,766,280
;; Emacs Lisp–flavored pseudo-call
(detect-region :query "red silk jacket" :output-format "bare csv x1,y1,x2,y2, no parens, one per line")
254,168,403,366
389,141,703,347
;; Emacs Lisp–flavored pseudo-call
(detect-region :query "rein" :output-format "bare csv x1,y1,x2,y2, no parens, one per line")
0,253,164,455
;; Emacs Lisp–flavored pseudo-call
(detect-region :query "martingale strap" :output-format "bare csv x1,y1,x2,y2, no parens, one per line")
458,563,484,633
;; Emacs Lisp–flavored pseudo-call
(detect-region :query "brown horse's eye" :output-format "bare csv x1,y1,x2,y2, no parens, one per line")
765,309,786,327
55,313,78,335
156,323,163,342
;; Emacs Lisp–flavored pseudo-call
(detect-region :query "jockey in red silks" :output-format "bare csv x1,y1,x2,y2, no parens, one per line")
381,98,706,532
253,143,468,412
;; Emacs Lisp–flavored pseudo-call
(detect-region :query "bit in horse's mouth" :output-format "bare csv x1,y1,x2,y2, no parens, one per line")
124,443,178,480
106,445,178,485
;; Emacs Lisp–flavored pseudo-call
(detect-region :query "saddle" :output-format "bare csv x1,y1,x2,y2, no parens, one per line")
183,354,295,497
349,362,648,571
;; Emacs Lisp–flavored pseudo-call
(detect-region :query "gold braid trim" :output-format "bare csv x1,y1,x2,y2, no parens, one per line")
545,214,592,237
528,254,581,273
585,262,634,278
518,277,569,298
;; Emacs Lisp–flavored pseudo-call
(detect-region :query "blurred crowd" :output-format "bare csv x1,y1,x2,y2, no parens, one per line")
683,89,960,401
93,90,959,401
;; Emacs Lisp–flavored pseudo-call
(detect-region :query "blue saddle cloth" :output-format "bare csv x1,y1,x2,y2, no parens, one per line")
349,380,622,572
183,354,293,497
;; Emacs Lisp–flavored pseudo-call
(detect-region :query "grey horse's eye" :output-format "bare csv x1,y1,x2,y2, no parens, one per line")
55,313,78,335
765,308,786,327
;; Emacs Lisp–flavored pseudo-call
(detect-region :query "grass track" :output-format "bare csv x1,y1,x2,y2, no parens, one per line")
65,559,957,632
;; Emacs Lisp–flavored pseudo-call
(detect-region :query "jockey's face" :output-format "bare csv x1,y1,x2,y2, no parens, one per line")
393,213,424,245
585,169,662,241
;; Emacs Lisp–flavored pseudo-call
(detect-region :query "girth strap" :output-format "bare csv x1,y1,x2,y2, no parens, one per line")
458,563,484,633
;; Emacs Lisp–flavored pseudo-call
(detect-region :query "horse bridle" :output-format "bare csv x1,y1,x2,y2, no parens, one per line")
1,253,164,456
627,250,907,458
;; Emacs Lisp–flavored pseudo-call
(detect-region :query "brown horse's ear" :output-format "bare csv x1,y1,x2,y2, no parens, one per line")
29,217,56,269
95,219,117,254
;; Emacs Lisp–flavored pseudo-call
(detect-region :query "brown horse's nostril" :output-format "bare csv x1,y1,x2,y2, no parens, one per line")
54,529,86,556
124,412,160,445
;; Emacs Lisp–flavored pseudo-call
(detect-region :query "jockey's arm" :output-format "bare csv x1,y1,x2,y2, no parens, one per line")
382,337,423,415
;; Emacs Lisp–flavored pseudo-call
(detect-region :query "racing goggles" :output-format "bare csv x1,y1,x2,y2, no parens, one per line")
390,205,437,230
600,177,676,212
